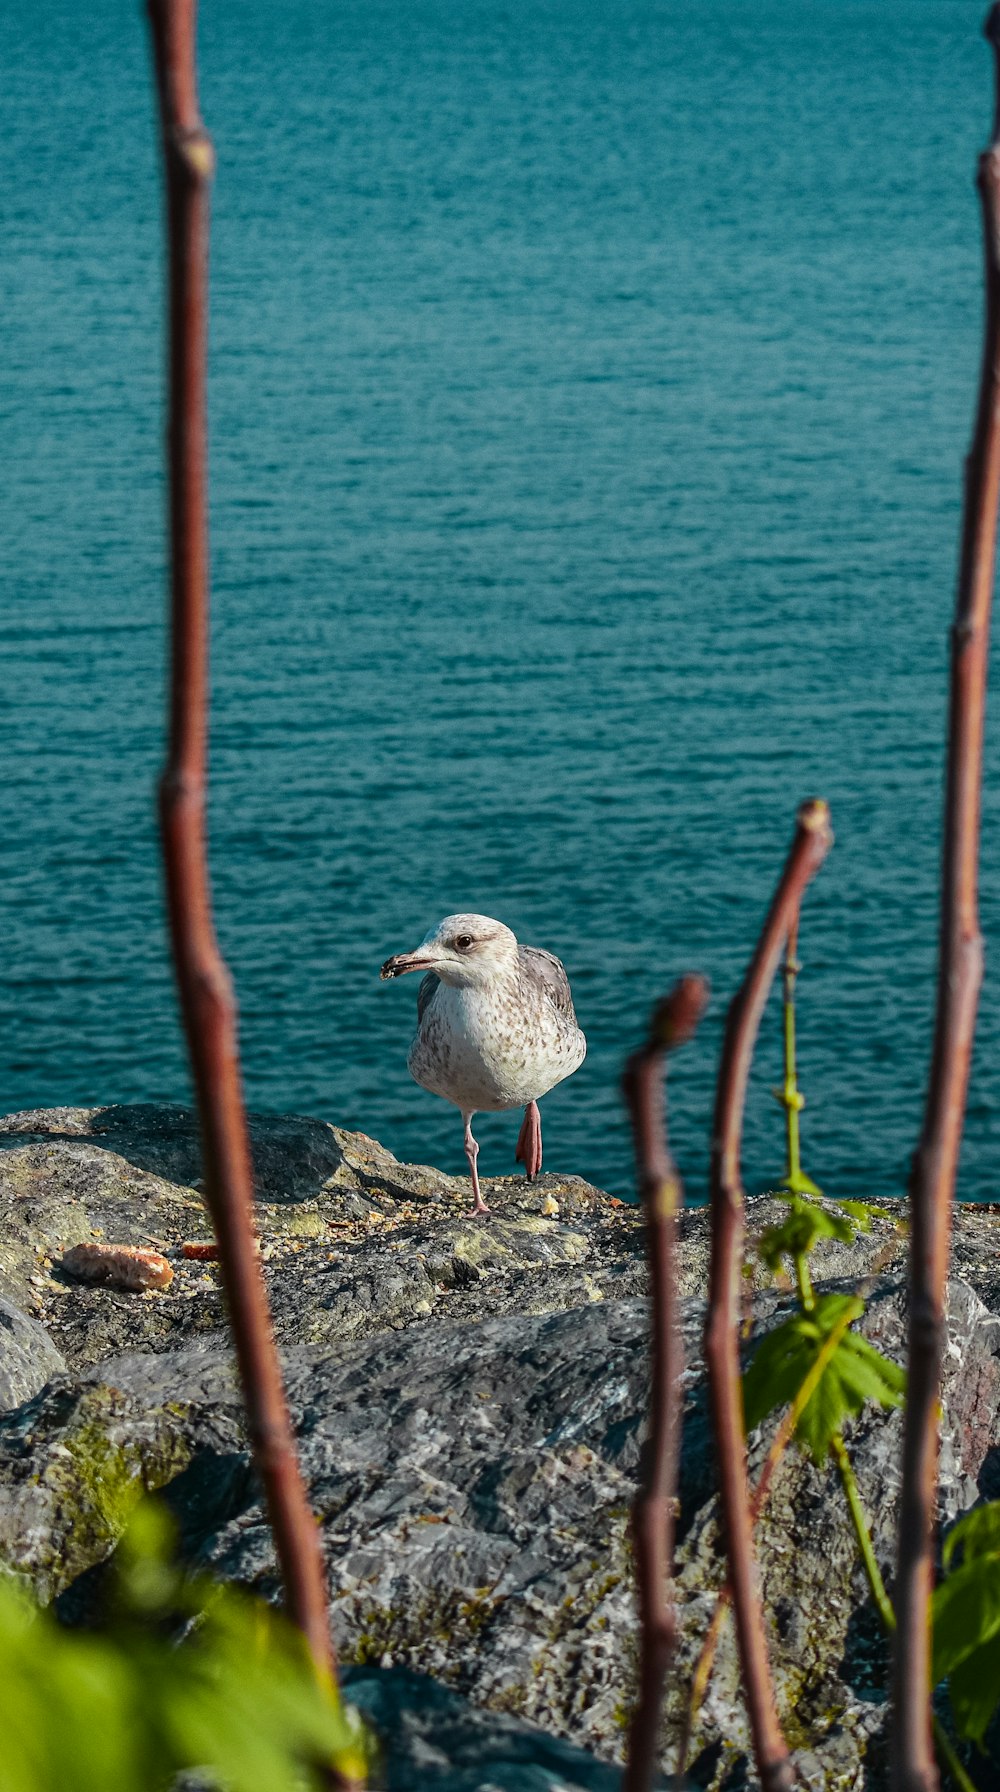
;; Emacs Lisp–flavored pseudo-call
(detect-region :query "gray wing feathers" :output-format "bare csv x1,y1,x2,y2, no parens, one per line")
518,944,579,1025
417,972,441,1022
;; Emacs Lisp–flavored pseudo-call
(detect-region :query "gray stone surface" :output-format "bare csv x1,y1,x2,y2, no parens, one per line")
1,1104,999,1787
0,1105,649,1369
0,1294,64,1413
0,1277,997,1786
344,1666,635,1791
0,1102,941,1371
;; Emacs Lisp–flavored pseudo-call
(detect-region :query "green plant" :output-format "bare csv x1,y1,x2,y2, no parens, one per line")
752,925,905,1453
740,936,984,1792
933,1502,1000,1753
742,1289,905,1466
670,906,985,1792
0,1502,371,1792
750,933,904,1597
770,923,822,1203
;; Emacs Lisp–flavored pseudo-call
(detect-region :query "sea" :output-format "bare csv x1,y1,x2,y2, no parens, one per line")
3,0,1000,1205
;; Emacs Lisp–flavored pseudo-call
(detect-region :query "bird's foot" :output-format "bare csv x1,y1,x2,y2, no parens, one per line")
465,1196,490,1218
515,1101,543,1181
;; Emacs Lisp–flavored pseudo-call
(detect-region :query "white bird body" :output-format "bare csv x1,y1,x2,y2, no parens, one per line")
408,960,586,1113
381,913,586,1213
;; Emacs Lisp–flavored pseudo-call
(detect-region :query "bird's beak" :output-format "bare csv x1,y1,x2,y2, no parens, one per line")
380,951,438,981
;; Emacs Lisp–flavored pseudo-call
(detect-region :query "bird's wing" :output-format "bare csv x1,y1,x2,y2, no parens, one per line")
417,971,441,1022
518,944,579,1025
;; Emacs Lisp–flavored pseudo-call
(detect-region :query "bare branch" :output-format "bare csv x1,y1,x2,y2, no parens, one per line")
891,17,1000,1791
621,975,709,1792
705,798,833,1792
146,0,346,1732
678,1290,857,1776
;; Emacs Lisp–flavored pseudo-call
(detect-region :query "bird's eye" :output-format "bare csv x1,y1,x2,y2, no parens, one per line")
455,934,474,951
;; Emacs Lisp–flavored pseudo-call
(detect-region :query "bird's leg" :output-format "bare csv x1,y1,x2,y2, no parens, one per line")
515,1099,543,1181
463,1111,489,1216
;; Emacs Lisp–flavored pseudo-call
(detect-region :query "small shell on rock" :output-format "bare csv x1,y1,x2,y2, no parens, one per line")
60,1243,174,1292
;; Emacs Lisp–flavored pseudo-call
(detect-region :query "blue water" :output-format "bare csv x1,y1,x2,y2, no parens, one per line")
2,0,999,1204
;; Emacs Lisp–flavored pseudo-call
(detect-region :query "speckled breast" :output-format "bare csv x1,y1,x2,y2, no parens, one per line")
407,980,586,1113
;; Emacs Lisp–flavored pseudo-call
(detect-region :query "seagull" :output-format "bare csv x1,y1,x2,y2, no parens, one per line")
380,913,586,1215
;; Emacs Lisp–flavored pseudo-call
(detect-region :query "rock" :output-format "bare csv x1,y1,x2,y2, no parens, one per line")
0,1105,648,1370
0,1270,997,1786
344,1665,636,1790
666,1275,1000,1784
0,1102,931,1375
0,1347,229,1604
2,1105,999,1787
0,1294,64,1414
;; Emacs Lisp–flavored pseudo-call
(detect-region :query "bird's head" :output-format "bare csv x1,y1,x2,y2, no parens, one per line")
380,914,519,989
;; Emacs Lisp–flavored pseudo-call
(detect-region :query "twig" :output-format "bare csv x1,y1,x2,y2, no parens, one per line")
705,798,833,1792
680,1234,902,1772
146,0,342,1718
678,1289,853,1775
832,1440,977,1792
892,20,1000,1792
622,975,710,1792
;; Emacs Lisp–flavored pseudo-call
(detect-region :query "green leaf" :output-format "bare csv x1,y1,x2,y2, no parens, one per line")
0,1503,373,1792
797,1332,904,1462
932,1555,1000,1683
742,1293,904,1464
794,1358,854,1465
777,1169,824,1199
947,1625,1000,1747
836,1333,907,1406
831,1199,874,1233
757,1202,855,1273
943,1500,1000,1570
832,1198,902,1231
742,1293,861,1430
932,1502,1000,1747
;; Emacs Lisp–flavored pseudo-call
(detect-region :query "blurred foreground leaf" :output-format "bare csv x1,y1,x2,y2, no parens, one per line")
934,1500,1000,1748
0,1501,371,1792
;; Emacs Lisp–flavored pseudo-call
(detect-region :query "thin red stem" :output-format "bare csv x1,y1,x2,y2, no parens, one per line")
678,1294,856,1776
892,18,1000,1792
622,976,709,1792
705,798,833,1792
146,0,343,1718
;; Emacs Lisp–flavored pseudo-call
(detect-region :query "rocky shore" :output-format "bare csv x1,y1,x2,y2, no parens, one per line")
1,1104,999,1789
